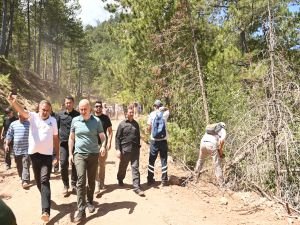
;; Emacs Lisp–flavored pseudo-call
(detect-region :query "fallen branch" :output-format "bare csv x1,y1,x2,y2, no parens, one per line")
273,196,300,215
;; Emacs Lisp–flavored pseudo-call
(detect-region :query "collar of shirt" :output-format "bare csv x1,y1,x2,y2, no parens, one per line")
78,115,92,122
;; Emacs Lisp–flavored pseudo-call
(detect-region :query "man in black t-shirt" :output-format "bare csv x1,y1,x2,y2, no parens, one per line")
57,96,80,196
1,107,17,170
93,100,113,193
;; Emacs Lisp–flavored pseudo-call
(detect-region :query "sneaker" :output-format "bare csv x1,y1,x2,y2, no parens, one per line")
87,202,95,213
147,179,155,186
134,189,145,197
41,212,50,222
62,186,68,197
22,182,30,189
74,210,86,223
118,180,124,186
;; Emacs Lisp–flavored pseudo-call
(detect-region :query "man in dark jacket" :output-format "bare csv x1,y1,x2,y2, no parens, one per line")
115,105,144,196
57,96,80,196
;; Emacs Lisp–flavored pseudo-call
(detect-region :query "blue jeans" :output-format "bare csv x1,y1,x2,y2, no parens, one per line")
147,140,168,183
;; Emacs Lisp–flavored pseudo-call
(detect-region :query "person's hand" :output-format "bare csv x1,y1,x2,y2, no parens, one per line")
69,155,74,165
7,92,16,103
116,150,121,159
100,146,106,157
107,143,111,151
52,156,58,166
4,144,9,153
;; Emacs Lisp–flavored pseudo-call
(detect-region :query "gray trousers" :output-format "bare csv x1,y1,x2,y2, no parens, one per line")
14,154,30,182
194,142,224,186
117,150,141,190
74,153,98,212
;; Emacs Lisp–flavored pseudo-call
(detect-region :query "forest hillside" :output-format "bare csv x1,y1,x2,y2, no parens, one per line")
0,0,299,213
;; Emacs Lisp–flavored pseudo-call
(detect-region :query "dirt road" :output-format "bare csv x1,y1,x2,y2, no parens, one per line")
0,120,290,225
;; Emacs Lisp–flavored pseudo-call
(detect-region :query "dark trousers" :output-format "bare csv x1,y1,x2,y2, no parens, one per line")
117,150,140,190
30,153,52,215
147,140,168,182
60,141,77,188
5,142,13,168
74,153,98,212
14,154,30,182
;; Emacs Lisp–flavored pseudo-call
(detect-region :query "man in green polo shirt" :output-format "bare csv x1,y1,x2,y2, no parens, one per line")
68,99,106,223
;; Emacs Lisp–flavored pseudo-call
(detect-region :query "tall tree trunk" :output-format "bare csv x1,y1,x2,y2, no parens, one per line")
33,0,37,72
4,0,15,58
37,0,43,75
27,0,31,69
0,0,8,56
267,0,280,197
185,0,209,124
69,47,73,90
43,44,47,80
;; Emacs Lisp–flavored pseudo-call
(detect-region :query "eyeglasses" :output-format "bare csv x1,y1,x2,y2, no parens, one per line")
95,105,102,108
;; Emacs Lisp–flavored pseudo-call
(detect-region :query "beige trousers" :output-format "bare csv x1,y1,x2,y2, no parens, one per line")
194,141,224,186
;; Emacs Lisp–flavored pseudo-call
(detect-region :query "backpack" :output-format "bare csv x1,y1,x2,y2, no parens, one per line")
152,111,166,139
205,123,223,136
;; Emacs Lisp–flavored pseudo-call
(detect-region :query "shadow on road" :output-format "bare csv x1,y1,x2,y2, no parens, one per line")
48,200,137,225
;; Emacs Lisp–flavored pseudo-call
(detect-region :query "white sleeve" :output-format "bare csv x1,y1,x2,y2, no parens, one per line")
147,113,152,125
219,129,226,141
163,110,170,121
51,117,58,135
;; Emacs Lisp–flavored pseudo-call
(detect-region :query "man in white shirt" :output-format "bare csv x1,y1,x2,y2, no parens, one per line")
6,94,59,223
194,122,226,187
147,99,170,186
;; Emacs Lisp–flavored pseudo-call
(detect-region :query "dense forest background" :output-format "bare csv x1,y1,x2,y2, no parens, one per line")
0,0,300,209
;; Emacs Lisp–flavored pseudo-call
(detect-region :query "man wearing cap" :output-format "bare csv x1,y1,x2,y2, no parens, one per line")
1,107,17,170
147,99,170,186
194,122,226,187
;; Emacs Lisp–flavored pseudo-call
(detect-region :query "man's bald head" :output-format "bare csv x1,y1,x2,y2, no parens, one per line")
79,99,91,120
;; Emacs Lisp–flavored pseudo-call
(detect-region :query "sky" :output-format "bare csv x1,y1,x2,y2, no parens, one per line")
78,0,112,26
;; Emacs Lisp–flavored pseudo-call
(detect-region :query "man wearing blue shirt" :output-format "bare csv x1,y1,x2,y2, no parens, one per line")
5,111,30,188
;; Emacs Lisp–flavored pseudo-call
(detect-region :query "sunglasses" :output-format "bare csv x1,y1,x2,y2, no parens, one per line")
95,105,102,108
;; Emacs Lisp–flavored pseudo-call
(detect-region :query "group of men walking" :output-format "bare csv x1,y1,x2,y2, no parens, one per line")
2,92,227,224
2,94,172,224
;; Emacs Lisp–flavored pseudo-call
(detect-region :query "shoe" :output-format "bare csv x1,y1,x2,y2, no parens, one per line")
134,189,145,197
87,202,95,213
41,212,50,222
147,179,155,186
161,181,169,187
74,210,86,223
71,185,77,193
62,186,68,197
22,182,30,189
6,165,11,170
118,180,124,186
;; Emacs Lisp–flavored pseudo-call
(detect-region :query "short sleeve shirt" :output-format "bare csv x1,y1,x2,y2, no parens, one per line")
71,115,104,154
95,114,112,145
6,120,30,155
147,109,170,140
28,112,58,155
